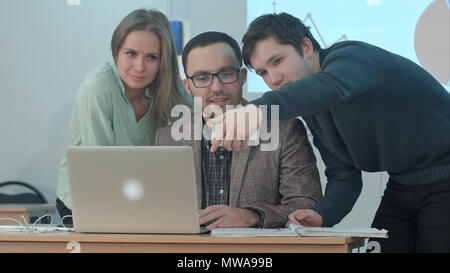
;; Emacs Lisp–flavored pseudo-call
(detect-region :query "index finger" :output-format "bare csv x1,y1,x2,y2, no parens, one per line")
201,205,225,216
288,210,305,222
206,113,225,126
199,205,227,225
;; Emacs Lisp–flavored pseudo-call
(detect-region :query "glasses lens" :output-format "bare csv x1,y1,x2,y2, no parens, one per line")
191,69,240,87
193,74,212,88
218,69,238,83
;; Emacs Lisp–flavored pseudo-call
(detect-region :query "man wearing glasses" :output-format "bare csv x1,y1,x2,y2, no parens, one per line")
154,31,322,230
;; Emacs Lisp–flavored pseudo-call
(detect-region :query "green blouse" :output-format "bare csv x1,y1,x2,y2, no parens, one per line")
57,62,157,209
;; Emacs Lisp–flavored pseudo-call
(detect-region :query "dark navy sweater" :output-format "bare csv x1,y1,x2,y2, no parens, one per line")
251,41,450,227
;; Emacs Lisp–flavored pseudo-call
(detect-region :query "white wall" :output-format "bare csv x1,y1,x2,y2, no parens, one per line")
169,0,247,78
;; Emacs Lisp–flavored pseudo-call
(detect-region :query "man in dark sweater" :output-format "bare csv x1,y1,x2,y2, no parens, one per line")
209,13,450,253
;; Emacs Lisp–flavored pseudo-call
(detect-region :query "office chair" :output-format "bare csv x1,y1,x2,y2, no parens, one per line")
0,181,48,204
0,180,51,223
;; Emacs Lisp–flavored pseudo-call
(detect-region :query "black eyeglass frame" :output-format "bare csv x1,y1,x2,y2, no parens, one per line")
186,68,242,88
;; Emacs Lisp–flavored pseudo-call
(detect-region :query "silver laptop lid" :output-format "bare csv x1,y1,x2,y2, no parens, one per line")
66,146,204,234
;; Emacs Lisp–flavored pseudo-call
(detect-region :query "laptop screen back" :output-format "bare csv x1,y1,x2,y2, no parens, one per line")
66,146,202,233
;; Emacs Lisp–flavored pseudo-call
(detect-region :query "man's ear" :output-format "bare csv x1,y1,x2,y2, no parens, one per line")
183,78,193,97
241,67,248,85
301,38,314,59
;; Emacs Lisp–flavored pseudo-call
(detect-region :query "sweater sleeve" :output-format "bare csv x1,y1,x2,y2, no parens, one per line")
251,43,381,119
311,135,363,227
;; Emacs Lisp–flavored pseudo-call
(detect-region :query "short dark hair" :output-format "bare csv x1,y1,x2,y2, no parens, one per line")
182,31,242,76
242,12,321,70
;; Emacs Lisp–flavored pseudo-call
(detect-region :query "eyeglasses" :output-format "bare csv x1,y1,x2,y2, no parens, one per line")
187,68,241,88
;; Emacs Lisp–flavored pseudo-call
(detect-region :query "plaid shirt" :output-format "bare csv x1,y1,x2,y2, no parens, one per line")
199,114,264,228
200,136,233,209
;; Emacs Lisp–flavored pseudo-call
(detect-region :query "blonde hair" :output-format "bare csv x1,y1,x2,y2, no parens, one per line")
111,9,191,132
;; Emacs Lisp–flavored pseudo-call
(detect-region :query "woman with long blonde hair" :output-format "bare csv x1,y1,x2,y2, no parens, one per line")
56,9,191,223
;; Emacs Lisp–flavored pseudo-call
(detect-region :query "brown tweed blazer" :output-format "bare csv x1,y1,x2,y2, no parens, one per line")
154,114,322,228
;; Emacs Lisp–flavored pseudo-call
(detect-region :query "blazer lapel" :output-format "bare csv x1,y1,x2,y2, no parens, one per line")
229,147,251,207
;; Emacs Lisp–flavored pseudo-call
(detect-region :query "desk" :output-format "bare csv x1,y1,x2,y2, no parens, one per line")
0,232,364,253
0,204,55,225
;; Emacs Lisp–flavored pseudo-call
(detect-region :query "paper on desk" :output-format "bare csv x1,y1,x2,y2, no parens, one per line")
211,228,297,237
289,223,388,238
211,224,388,238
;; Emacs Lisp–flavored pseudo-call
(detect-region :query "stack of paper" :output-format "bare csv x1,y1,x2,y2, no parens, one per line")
211,228,297,237
288,223,388,238
211,223,388,238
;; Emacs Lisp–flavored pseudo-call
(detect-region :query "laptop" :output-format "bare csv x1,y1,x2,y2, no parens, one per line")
66,146,207,234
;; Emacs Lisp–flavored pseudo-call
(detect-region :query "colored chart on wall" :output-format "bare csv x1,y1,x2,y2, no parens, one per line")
246,0,449,92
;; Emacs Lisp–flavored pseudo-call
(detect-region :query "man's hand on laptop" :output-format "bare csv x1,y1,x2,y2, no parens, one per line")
199,205,260,230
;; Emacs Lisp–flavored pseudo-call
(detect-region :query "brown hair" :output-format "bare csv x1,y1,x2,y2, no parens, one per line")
182,31,242,77
242,12,321,70
111,9,191,132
